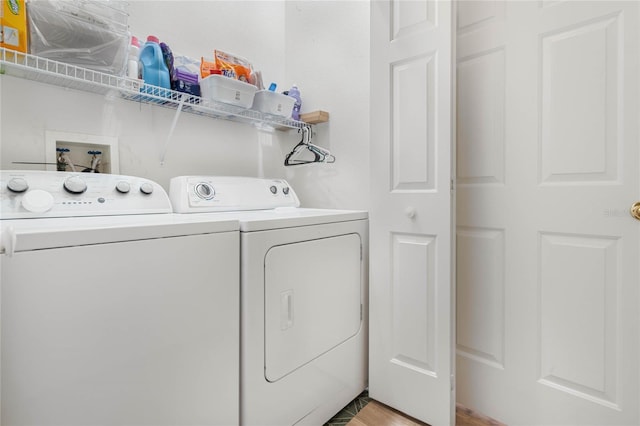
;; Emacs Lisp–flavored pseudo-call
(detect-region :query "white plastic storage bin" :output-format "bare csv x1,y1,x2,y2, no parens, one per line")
200,74,257,108
251,90,295,118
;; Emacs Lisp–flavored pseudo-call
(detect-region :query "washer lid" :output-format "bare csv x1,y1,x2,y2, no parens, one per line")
233,208,368,232
0,214,239,254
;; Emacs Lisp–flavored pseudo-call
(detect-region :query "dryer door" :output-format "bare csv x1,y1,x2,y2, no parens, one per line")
264,233,362,382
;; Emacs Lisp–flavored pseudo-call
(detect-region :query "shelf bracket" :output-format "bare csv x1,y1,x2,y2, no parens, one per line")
160,93,187,165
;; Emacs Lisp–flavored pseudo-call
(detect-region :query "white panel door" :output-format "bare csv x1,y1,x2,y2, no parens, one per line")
456,1,639,424
370,1,454,425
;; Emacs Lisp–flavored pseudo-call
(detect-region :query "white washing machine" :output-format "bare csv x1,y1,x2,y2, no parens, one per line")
170,176,369,426
0,170,240,426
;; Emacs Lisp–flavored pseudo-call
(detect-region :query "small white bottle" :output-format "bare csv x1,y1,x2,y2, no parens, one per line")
127,35,140,79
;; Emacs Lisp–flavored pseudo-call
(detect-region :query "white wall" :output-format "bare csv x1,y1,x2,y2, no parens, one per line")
277,0,370,210
0,1,369,210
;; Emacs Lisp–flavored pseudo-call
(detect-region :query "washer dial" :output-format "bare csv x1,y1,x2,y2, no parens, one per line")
115,181,131,193
7,177,29,193
63,175,87,194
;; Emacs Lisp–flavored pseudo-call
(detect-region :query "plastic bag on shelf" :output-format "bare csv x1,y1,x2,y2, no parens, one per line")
214,50,253,83
27,0,130,76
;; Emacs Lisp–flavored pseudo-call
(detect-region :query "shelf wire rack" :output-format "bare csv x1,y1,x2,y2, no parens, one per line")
0,47,306,131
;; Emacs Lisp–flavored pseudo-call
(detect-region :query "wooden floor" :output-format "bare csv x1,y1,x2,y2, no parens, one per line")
346,401,427,426
346,401,505,426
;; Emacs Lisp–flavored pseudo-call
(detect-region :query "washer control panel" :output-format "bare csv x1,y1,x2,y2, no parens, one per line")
169,176,300,213
1,170,172,219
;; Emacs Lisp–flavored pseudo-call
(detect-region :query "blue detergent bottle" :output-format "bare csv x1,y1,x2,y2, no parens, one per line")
139,35,171,93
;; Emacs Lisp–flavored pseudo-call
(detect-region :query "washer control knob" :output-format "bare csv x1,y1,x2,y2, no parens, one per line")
22,189,54,213
63,175,87,194
116,181,131,194
7,177,29,193
282,186,290,195
140,182,154,195
270,185,278,194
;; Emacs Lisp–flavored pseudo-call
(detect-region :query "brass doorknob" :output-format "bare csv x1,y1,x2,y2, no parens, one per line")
631,202,640,221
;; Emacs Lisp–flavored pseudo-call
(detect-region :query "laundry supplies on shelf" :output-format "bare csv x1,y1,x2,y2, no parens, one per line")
139,35,171,91
287,84,302,120
26,0,130,76
1,0,28,53
251,90,295,118
200,74,257,108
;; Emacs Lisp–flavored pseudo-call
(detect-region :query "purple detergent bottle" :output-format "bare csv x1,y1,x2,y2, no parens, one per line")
288,84,302,120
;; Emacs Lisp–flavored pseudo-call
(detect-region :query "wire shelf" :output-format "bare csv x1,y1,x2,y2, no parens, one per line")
0,47,306,131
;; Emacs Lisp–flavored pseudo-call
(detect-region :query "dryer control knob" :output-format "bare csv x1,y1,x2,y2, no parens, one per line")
282,186,290,195
116,181,131,193
7,177,29,193
63,176,87,194
140,182,154,195
270,185,278,194
22,189,54,213
195,183,215,200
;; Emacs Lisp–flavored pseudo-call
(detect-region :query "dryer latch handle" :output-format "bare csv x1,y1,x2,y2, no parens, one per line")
280,290,294,330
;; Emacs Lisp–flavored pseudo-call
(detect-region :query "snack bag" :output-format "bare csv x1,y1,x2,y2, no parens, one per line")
214,50,253,83
200,57,217,79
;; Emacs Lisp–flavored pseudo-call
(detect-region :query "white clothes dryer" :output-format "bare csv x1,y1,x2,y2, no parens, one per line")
0,170,240,426
170,176,369,426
